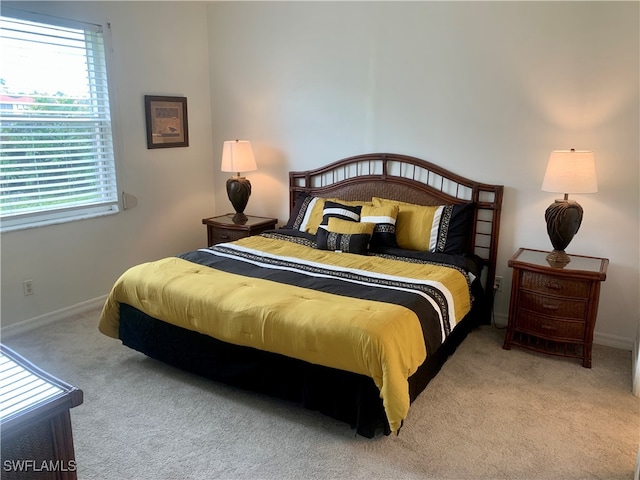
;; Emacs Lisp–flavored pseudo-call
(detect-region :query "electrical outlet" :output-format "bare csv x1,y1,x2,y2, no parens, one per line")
23,279,34,296
494,276,503,293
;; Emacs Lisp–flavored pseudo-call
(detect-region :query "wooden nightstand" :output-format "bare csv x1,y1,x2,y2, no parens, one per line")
202,214,278,246
503,248,608,368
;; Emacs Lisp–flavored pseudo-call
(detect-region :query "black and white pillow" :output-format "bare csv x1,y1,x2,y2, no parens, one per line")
434,202,476,254
318,201,362,230
316,228,371,255
283,192,311,229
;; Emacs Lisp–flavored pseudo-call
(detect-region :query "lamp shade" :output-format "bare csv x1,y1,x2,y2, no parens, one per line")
221,140,257,174
541,149,598,194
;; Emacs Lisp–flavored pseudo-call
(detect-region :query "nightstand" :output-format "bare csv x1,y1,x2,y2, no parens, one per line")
503,248,608,368
202,214,278,246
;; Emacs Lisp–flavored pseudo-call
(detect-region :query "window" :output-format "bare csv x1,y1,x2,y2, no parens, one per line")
0,8,119,231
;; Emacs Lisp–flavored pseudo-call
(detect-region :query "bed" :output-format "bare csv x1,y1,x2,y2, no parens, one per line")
99,152,503,438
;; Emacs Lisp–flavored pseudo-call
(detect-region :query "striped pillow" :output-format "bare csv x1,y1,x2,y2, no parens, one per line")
316,228,371,255
284,194,326,234
318,201,362,231
360,204,399,248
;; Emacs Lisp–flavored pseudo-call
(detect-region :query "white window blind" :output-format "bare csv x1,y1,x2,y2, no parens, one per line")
0,9,119,231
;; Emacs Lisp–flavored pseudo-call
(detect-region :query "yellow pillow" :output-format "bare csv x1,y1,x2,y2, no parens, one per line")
327,217,375,236
372,197,443,251
360,204,399,222
327,197,372,208
360,204,399,247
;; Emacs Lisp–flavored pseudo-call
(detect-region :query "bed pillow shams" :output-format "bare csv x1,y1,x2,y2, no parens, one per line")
439,202,476,254
283,191,309,229
283,193,326,234
372,197,475,254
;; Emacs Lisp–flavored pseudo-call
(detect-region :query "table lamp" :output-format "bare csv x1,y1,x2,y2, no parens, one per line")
541,149,598,267
221,140,257,224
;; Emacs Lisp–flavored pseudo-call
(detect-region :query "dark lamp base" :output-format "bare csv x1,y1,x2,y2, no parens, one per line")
546,249,571,268
226,176,252,225
231,212,248,224
544,199,583,266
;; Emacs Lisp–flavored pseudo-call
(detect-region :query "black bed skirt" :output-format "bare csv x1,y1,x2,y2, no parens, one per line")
118,303,482,438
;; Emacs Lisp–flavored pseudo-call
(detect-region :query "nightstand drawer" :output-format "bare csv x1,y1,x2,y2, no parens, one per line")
203,215,278,247
518,291,587,319
210,228,249,244
521,271,590,298
517,311,585,341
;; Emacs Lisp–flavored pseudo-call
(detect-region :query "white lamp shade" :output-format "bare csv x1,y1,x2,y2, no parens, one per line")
541,149,598,194
221,140,257,174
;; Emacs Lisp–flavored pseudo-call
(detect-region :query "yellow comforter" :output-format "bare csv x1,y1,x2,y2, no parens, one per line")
99,235,471,433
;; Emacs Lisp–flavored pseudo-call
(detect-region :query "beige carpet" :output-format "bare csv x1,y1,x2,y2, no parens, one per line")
3,307,639,480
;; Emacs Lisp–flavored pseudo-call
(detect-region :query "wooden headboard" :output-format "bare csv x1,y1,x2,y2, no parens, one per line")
289,152,504,319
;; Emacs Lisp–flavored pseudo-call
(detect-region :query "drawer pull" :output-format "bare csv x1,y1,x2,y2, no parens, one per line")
542,304,560,311
540,324,557,331
544,282,561,290
219,234,230,239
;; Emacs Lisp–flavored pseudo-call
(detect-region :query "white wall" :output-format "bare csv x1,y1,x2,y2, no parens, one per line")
207,1,639,348
1,2,215,329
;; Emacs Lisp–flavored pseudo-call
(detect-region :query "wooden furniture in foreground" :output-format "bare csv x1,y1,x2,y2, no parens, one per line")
503,248,608,368
202,214,278,246
0,344,83,479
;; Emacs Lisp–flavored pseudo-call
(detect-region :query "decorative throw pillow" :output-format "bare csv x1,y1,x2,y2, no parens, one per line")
316,228,371,255
318,201,362,230
360,204,399,248
327,217,376,237
372,197,475,253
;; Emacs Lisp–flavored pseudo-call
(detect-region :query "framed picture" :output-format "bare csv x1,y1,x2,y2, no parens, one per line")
144,95,189,149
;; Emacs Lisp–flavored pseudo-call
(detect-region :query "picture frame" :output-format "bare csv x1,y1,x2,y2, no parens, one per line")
144,95,189,149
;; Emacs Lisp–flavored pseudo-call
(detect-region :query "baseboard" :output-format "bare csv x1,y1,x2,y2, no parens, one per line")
593,331,633,351
1,296,107,339
492,312,633,351
492,312,509,328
